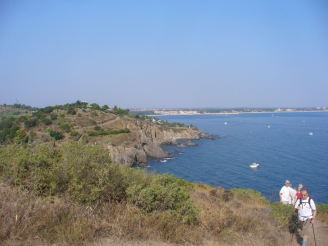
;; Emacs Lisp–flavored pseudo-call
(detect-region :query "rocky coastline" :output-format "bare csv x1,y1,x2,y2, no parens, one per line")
106,118,211,166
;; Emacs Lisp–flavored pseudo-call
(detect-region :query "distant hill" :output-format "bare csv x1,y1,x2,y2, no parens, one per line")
0,101,203,166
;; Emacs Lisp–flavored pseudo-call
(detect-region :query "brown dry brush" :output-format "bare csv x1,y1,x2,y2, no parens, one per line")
0,183,100,246
0,183,295,246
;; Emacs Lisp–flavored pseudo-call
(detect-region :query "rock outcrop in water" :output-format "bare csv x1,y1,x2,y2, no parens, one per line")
107,118,206,166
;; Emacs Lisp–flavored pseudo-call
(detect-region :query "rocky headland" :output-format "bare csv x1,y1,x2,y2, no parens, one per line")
106,117,208,166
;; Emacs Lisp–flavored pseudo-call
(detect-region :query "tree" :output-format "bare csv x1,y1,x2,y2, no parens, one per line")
102,105,109,111
90,103,101,110
48,129,64,140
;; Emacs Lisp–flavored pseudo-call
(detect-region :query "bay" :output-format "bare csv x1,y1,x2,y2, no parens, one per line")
147,112,328,203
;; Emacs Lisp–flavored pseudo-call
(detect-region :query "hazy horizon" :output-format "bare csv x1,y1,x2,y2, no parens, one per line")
1,0,327,108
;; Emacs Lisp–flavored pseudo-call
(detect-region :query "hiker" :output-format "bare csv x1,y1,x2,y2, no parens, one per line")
296,184,303,200
280,180,293,204
295,187,317,246
290,185,297,205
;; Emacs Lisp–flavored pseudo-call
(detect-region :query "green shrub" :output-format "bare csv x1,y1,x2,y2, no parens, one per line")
48,129,64,140
15,129,28,143
0,118,20,143
231,188,268,205
94,126,102,131
0,143,198,223
60,123,71,132
59,143,126,203
70,131,79,137
102,105,109,111
112,106,129,116
50,113,58,120
317,204,328,214
317,204,328,224
67,107,76,115
24,118,38,128
127,174,198,224
271,202,295,228
42,118,52,125
90,103,101,110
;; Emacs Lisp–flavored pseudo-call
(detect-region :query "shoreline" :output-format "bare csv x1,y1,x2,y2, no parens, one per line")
147,110,328,117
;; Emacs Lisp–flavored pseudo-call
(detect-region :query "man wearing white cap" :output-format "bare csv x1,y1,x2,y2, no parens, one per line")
280,180,292,204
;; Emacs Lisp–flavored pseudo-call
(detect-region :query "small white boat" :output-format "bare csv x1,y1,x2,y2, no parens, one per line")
308,132,314,136
250,162,260,168
267,125,271,129
160,159,167,163
224,122,228,125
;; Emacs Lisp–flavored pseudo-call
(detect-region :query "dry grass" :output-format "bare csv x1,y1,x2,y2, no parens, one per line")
190,186,294,246
0,183,100,246
0,182,298,246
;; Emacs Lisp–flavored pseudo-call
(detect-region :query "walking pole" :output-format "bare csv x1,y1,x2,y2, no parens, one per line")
311,222,317,246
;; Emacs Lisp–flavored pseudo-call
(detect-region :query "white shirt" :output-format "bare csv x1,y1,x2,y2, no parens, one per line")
280,185,292,204
295,197,316,221
289,188,297,204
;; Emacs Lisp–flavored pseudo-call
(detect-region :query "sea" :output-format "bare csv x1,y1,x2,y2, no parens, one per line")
146,112,328,204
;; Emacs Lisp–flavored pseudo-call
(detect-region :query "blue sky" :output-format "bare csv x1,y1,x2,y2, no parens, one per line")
0,0,327,108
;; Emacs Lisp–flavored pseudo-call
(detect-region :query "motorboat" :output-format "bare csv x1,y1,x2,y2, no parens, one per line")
250,162,260,168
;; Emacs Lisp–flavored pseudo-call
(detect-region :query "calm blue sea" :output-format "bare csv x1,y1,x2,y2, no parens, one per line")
146,112,328,204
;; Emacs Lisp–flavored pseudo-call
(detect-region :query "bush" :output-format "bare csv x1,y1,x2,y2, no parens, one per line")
67,107,76,115
24,118,38,128
94,125,102,131
317,204,328,224
90,103,101,110
42,118,52,125
0,143,126,203
127,174,198,224
102,105,109,111
0,143,199,224
231,188,268,205
112,106,129,116
50,113,58,120
271,202,295,228
59,143,127,203
60,123,71,132
15,129,28,143
70,131,79,137
0,118,20,143
48,129,64,140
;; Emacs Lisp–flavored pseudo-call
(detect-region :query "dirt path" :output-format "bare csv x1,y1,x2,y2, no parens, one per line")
310,220,328,246
291,220,328,246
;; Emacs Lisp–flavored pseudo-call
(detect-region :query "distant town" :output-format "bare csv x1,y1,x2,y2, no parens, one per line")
130,107,328,116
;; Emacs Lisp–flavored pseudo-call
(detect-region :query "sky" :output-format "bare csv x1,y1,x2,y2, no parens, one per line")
0,0,327,108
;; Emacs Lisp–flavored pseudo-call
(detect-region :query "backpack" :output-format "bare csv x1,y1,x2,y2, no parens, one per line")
297,197,313,211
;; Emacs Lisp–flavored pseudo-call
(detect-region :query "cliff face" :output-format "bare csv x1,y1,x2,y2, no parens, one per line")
107,118,205,166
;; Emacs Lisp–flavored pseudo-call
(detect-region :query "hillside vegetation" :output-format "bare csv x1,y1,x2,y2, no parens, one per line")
0,142,296,246
0,101,131,144
0,102,202,167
